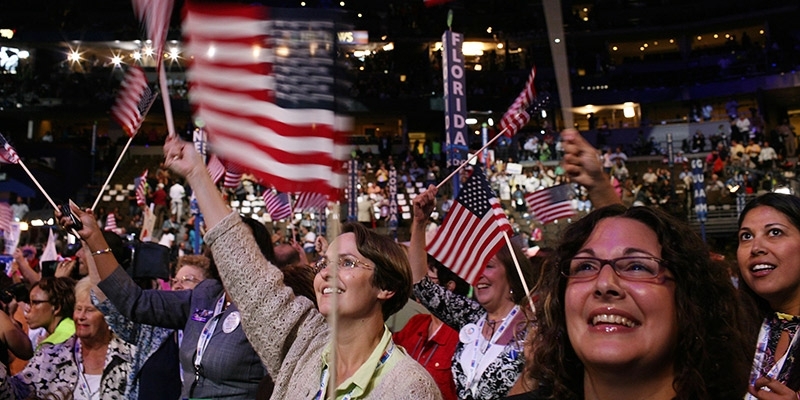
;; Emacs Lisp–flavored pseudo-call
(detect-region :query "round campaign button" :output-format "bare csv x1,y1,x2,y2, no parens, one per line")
459,323,479,344
222,311,241,333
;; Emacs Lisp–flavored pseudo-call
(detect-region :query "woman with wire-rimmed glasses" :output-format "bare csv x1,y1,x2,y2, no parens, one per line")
506,204,755,400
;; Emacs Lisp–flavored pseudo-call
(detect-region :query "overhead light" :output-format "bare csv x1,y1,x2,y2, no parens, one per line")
466,118,478,125
462,42,484,56
623,102,635,118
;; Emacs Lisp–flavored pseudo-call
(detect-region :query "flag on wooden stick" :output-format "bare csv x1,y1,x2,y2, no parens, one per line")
426,166,512,285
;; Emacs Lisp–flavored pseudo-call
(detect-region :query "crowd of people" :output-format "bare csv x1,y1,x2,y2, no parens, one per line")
0,126,798,400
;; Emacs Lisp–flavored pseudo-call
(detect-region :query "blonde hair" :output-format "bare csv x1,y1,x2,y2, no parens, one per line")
75,277,104,302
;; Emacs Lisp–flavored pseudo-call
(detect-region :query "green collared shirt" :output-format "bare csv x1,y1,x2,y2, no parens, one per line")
320,325,401,399
38,317,75,349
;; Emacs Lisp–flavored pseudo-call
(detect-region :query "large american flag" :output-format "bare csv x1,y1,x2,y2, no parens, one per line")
132,0,174,67
182,2,349,197
262,189,292,221
0,132,19,164
111,66,157,137
498,67,536,138
426,166,512,285
525,184,576,225
135,169,148,206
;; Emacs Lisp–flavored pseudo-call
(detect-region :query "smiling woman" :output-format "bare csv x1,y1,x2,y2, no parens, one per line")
146,136,442,399
737,193,800,399
517,205,754,400
410,185,536,400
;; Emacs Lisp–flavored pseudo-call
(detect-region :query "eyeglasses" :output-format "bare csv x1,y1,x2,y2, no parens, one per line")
563,256,670,282
170,275,200,287
26,299,51,309
313,255,373,274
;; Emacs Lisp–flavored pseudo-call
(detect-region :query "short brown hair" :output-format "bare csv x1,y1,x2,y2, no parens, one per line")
342,223,411,321
175,254,212,279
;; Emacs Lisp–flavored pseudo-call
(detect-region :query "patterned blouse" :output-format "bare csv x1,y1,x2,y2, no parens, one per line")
94,294,176,400
0,334,133,400
747,312,800,400
414,278,526,400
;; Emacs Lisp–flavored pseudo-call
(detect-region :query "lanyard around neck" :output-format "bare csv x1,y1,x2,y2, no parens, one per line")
194,295,227,376
314,341,395,400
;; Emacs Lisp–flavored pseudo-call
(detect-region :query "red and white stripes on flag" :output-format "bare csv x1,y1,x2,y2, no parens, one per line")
206,154,225,185
135,169,148,206
132,0,174,66
222,162,245,189
111,66,157,137
294,192,328,211
525,184,576,225
426,166,512,285
182,2,349,197
0,202,12,234
104,213,118,232
262,190,292,221
498,67,536,138
0,133,19,164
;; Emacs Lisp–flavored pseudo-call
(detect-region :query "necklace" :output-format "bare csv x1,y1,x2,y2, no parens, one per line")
74,340,101,399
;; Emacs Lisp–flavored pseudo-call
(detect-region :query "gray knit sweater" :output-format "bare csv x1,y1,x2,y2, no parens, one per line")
205,212,442,399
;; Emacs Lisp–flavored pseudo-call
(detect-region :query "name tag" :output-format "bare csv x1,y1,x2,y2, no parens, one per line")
191,308,214,323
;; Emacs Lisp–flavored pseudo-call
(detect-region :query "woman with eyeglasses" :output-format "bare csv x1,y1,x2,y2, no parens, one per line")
57,207,269,399
144,136,442,399
170,254,212,290
508,204,754,400
0,277,134,399
737,193,800,399
90,252,214,399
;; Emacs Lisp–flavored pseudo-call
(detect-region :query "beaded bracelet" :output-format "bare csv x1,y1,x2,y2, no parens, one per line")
91,248,112,256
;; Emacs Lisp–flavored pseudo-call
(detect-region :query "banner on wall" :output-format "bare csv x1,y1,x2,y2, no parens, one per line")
442,30,468,198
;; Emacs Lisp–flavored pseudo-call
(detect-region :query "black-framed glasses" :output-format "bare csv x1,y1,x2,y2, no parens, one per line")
27,299,51,306
313,255,373,274
563,256,670,282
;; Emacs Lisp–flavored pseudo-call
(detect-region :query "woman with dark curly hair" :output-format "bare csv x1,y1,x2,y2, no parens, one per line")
510,204,754,400
738,193,800,399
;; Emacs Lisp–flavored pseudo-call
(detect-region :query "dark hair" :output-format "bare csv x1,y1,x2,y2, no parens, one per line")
273,243,302,268
341,222,411,321
241,216,275,264
206,215,278,280
494,244,536,305
531,205,754,400
737,193,800,390
103,231,131,269
32,277,76,320
277,262,317,308
429,256,470,297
